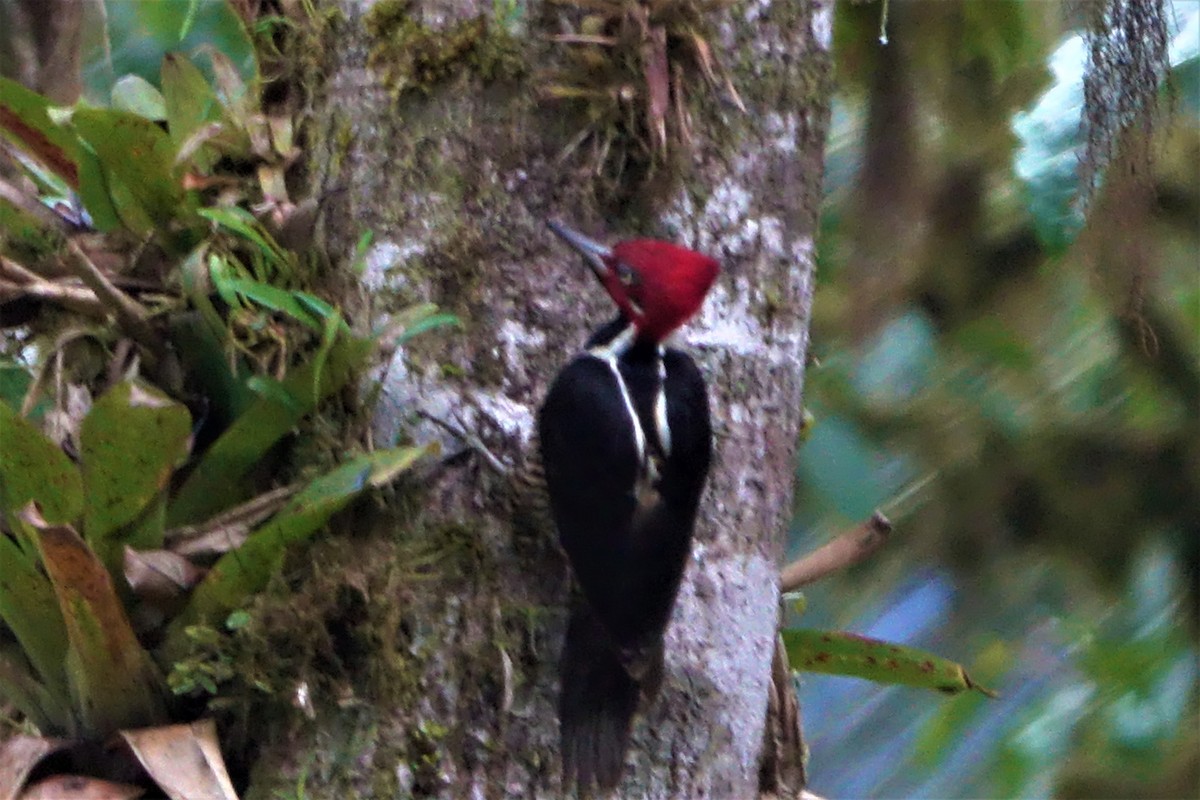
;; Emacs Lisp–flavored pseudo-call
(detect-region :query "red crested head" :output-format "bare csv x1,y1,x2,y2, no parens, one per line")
548,221,719,343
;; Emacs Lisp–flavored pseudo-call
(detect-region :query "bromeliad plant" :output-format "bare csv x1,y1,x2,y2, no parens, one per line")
0,30,454,796
0,48,320,391
0,374,432,737
0,360,437,793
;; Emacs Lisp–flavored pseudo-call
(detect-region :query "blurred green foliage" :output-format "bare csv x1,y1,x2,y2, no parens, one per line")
0,6,455,751
794,1,1198,796
81,0,255,105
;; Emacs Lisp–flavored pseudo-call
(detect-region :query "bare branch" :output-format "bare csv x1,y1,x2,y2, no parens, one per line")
0,256,108,320
779,512,893,593
61,239,159,358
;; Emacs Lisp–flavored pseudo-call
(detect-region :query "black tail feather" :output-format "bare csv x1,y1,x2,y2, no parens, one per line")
559,601,641,793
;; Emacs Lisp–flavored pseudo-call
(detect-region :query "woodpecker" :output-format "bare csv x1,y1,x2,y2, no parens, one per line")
539,220,719,792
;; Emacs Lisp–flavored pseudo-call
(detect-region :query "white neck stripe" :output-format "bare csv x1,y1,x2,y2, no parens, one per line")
654,351,671,456
584,325,657,475
602,357,646,468
586,323,638,361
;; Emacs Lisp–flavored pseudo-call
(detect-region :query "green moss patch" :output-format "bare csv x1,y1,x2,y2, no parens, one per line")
365,0,526,99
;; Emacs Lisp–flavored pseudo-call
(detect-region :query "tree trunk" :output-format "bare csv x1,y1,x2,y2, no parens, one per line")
246,0,831,796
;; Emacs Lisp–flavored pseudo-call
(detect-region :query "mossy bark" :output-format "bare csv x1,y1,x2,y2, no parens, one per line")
246,0,832,796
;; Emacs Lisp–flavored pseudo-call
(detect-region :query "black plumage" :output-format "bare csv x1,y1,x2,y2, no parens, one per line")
537,316,712,791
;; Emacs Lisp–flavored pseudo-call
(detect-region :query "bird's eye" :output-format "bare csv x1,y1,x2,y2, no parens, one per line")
616,263,640,287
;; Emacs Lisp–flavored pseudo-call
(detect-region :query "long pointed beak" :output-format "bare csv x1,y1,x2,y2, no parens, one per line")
547,219,612,277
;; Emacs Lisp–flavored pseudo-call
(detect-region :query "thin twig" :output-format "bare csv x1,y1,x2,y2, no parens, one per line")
544,33,618,46
0,277,107,319
0,255,43,284
61,239,159,358
1,255,108,319
779,511,893,593
417,408,510,475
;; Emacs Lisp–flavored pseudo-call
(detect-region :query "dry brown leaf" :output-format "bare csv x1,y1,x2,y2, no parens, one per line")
638,14,670,153
265,115,295,159
165,483,297,557
21,506,168,735
170,525,250,558
120,720,238,800
124,548,204,603
173,123,226,168
688,31,746,113
0,736,69,800
672,62,694,148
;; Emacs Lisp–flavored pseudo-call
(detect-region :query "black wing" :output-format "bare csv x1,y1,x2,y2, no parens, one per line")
538,355,641,642
537,350,711,651
618,348,711,644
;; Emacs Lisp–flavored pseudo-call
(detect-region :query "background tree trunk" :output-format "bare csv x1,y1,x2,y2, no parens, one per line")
246,0,831,795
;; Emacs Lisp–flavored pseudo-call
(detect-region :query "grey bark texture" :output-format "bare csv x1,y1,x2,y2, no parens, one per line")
247,0,831,796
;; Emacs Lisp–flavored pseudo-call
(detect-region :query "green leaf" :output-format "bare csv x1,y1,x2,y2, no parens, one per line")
70,107,185,227
294,291,338,321
396,313,462,344
0,402,83,525
0,77,81,188
80,380,191,569
0,642,73,734
163,445,433,659
203,47,252,122
178,0,203,41
169,310,254,428
0,362,34,413
167,331,374,526
26,509,167,737
103,168,157,237
309,305,343,404
160,53,221,167
207,251,244,311
244,375,305,413
196,206,289,272
0,523,70,713
376,302,462,346
224,278,325,331
0,78,121,230
82,0,257,103
781,628,997,697
73,141,122,232
111,74,167,120
351,230,374,275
